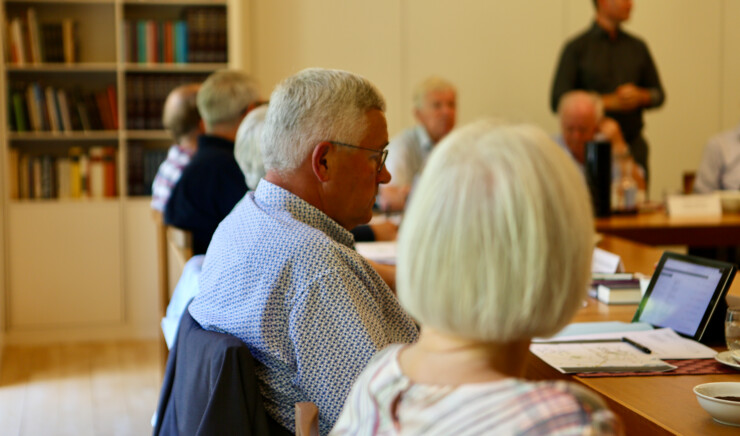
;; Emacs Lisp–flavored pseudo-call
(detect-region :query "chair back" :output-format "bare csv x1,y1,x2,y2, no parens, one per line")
153,307,278,436
153,210,194,372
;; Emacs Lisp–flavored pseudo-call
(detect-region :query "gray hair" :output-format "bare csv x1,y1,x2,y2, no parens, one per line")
397,119,594,342
234,105,268,190
260,68,386,173
413,76,456,109
557,90,604,121
197,70,260,130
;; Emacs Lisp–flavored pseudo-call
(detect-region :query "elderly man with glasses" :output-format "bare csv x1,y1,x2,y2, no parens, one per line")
188,68,418,436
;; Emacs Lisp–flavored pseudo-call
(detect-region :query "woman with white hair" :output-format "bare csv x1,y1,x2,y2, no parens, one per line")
330,120,620,435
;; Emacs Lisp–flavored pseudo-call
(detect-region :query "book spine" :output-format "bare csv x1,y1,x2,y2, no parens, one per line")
10,18,26,65
12,92,28,132
44,86,60,132
62,19,76,63
103,147,117,197
19,154,30,199
107,85,118,130
56,89,72,131
88,146,104,198
137,21,147,64
9,148,19,199
25,85,40,131
26,8,42,63
68,147,82,198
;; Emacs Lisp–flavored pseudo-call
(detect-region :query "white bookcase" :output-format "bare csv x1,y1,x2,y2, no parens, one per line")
1,0,242,343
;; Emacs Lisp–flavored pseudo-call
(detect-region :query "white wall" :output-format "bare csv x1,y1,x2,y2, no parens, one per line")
247,0,740,201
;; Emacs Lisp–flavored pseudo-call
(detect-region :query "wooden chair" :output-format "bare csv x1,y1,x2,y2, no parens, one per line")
683,171,696,194
152,210,194,373
295,402,319,436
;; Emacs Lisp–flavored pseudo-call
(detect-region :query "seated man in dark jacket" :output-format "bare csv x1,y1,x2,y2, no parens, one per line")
165,70,261,254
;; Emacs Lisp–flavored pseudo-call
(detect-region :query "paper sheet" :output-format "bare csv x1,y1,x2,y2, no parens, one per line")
355,241,397,265
535,327,716,359
530,342,676,373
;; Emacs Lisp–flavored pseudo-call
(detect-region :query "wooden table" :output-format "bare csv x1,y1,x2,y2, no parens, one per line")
526,236,740,435
596,211,740,246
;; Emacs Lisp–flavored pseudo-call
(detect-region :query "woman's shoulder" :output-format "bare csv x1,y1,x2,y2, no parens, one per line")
513,380,620,435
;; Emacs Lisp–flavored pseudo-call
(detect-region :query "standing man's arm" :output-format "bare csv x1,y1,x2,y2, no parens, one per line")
637,43,665,109
604,44,665,112
550,43,579,113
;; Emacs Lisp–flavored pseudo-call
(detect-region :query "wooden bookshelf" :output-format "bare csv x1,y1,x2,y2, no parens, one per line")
0,0,238,342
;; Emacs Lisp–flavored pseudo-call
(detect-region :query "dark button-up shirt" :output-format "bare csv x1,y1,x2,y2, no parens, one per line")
550,22,665,143
165,134,247,255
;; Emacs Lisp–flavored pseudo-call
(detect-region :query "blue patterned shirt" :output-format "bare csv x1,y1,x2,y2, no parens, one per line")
189,180,419,435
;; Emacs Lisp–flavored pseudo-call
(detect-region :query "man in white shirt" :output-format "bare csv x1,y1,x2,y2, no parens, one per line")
379,76,456,211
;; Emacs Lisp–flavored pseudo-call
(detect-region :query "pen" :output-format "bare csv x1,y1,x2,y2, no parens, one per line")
622,337,652,354
536,337,652,354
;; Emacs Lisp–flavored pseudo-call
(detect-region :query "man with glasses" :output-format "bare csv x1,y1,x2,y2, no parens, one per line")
188,68,418,435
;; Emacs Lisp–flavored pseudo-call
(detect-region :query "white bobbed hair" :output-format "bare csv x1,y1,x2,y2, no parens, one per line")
260,68,386,173
234,104,268,190
397,119,594,342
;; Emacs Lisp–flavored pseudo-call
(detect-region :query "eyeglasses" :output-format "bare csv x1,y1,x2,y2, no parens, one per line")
327,140,389,173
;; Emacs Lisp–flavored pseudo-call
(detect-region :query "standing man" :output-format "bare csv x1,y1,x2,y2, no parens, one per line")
379,76,456,211
165,70,260,254
550,0,665,178
188,68,418,435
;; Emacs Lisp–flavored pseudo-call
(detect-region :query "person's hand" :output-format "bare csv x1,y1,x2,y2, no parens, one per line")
378,185,411,212
370,221,398,241
599,118,629,156
615,83,650,110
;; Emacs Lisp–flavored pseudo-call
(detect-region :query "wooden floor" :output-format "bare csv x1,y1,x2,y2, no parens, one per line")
0,341,162,436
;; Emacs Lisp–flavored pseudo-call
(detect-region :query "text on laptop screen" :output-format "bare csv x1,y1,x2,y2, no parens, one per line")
637,258,723,336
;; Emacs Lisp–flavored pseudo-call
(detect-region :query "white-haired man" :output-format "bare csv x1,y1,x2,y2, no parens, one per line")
188,68,418,435
557,90,646,191
165,70,260,254
379,76,456,211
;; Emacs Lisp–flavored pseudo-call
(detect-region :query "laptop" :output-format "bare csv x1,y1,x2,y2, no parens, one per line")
632,252,737,343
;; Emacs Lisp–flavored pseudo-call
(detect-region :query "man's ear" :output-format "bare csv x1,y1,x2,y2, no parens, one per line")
312,141,332,182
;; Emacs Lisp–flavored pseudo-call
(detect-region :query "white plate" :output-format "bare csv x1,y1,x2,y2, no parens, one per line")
715,351,740,370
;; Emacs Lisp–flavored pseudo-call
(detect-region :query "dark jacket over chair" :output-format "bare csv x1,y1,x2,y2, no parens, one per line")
153,306,291,436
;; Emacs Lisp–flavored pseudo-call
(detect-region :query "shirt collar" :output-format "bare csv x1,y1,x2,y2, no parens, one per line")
197,134,235,152
254,180,355,248
414,125,434,152
589,20,623,40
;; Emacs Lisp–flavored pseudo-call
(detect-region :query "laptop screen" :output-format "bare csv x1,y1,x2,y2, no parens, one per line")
635,258,724,337
633,252,735,340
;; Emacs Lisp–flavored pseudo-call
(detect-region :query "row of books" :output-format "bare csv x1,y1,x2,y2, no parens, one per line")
9,146,117,200
127,144,168,197
126,73,208,130
9,83,118,132
6,8,77,64
122,7,227,64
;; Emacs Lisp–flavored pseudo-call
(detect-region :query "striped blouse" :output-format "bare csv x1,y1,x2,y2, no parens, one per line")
330,344,619,436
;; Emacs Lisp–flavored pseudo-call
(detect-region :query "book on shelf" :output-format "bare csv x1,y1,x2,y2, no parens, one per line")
9,18,26,64
13,147,117,200
26,8,43,63
5,9,77,64
11,83,115,133
125,73,209,130
40,23,64,63
8,148,19,199
127,143,167,196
